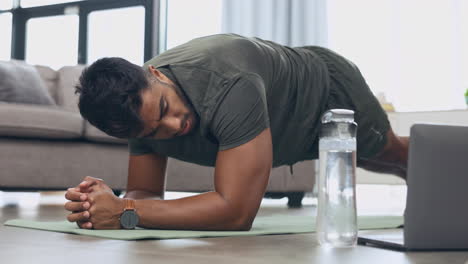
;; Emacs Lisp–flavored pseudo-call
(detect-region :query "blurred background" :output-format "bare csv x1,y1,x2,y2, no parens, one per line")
1,0,468,112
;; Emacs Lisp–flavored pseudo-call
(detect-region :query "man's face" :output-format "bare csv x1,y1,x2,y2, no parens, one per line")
137,68,198,140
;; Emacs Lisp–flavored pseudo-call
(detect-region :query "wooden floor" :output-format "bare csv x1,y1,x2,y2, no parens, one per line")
1,187,467,264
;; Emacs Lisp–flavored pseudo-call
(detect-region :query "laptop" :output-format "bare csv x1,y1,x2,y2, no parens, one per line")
358,123,468,251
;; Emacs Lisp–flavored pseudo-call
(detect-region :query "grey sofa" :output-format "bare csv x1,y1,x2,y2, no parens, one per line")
0,60,315,207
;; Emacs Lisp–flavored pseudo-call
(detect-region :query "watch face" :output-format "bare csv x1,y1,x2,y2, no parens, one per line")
120,210,139,229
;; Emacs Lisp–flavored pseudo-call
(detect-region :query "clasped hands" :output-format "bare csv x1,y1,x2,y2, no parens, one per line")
64,176,125,229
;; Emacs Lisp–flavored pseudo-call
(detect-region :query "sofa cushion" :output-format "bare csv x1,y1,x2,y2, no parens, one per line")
56,65,86,112
165,158,315,192
35,65,59,104
0,102,83,139
0,138,128,190
0,60,55,105
84,121,128,145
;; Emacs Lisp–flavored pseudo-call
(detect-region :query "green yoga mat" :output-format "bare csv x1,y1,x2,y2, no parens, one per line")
4,215,403,241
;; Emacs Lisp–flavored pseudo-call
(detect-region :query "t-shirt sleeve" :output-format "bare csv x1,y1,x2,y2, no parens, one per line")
128,138,154,156
210,74,270,151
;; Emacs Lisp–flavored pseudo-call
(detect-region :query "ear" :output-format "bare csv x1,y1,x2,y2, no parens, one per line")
148,65,171,83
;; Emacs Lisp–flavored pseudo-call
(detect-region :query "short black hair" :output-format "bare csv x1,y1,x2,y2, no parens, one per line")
75,57,148,138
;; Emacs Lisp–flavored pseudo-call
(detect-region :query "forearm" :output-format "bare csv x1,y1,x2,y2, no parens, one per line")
134,191,254,231
124,190,164,200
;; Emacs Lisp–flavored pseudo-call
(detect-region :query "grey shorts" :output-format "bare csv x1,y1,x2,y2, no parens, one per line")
308,46,391,159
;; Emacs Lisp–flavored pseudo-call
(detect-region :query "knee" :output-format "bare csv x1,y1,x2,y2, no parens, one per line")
375,129,409,166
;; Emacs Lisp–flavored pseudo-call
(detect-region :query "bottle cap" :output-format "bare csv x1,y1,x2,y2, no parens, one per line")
321,109,355,124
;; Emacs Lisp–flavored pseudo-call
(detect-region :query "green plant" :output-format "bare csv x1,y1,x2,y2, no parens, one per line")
465,89,468,97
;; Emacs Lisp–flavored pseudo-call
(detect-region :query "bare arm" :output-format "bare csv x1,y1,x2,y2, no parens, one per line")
134,128,273,231
72,129,272,230
124,152,168,200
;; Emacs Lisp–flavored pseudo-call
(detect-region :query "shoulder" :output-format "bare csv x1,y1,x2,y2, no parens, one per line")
143,34,261,68
210,73,269,150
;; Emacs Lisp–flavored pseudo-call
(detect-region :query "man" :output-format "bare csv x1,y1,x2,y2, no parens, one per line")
64,34,408,230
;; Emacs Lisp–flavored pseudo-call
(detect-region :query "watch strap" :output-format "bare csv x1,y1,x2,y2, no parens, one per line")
124,198,136,211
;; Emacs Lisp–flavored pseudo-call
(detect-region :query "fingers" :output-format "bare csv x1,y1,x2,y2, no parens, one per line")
87,185,112,195
79,176,104,192
65,188,88,202
64,201,90,212
66,176,107,230
83,176,104,185
67,210,90,223
77,221,93,229
84,176,103,182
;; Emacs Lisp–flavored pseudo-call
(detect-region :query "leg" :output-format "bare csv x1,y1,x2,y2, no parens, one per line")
357,129,409,180
311,46,408,180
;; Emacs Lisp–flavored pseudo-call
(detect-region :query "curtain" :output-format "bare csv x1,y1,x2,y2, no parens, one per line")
221,0,328,47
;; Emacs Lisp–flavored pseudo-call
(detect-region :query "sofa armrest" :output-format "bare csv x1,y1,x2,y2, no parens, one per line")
0,102,83,139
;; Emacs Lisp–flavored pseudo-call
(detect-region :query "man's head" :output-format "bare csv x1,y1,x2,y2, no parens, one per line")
76,57,197,139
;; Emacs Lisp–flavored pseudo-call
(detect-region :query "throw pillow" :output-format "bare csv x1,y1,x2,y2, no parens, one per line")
0,60,55,105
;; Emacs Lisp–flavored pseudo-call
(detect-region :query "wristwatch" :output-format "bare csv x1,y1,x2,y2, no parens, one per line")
120,199,139,229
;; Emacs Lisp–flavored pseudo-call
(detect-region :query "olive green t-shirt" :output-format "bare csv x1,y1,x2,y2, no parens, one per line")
129,34,329,167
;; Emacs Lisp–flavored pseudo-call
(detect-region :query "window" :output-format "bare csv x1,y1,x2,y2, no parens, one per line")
0,0,13,10
327,0,468,111
87,6,145,65
20,0,84,8
9,0,154,67
26,15,79,69
165,0,222,50
0,12,12,60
